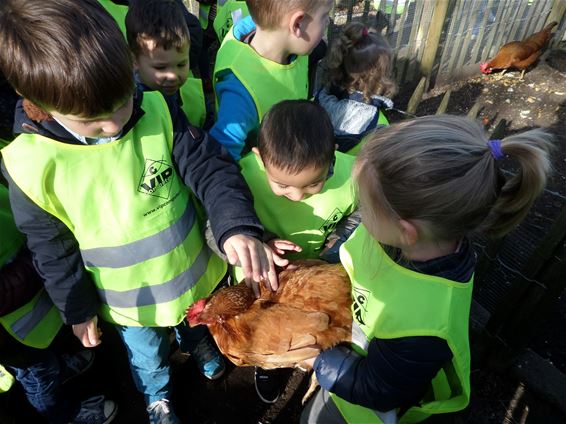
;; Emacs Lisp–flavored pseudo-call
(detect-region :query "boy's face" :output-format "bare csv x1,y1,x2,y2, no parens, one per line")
264,162,328,202
290,1,332,56
49,97,133,138
135,39,190,96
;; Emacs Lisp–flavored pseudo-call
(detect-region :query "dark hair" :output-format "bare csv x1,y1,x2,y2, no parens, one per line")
258,100,335,174
0,0,134,117
126,0,190,57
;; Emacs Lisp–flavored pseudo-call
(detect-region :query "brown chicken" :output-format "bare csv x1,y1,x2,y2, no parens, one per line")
480,21,558,79
186,260,352,370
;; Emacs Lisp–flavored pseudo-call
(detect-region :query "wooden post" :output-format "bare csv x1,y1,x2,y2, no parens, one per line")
546,0,566,27
420,0,450,77
436,90,451,115
407,76,427,115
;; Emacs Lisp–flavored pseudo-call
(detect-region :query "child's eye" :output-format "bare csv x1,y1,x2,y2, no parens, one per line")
277,184,289,189
153,66,166,70
178,62,188,68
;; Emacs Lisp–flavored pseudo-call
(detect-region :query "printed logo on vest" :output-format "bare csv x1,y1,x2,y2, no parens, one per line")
319,208,343,235
138,159,174,199
353,286,370,325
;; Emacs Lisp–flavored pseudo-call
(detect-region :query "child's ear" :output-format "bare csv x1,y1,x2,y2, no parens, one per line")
289,10,305,37
398,219,418,246
252,147,263,162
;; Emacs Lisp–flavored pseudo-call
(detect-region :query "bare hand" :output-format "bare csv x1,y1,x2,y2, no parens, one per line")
72,316,101,348
267,239,302,256
223,235,288,296
302,356,317,368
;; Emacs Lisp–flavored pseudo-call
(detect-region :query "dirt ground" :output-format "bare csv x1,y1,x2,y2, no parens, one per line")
1,40,565,424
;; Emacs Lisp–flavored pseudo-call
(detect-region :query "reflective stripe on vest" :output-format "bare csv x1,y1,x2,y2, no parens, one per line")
180,77,207,128
199,4,211,29
333,225,473,423
0,183,62,348
2,92,226,327
81,202,196,268
214,18,309,121
0,289,63,348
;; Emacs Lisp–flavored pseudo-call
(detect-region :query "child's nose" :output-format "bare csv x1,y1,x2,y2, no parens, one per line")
287,190,305,201
101,119,123,136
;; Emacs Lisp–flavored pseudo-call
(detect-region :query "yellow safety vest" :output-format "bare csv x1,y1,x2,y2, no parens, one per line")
334,225,472,423
199,1,249,42
233,153,356,282
214,19,309,122
0,184,63,348
2,92,226,327
180,77,207,128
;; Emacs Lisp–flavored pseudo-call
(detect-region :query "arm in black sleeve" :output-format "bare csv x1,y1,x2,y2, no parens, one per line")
1,162,100,325
314,336,453,412
167,99,263,251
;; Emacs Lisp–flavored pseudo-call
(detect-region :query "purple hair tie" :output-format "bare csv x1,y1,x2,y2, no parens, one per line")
487,139,504,160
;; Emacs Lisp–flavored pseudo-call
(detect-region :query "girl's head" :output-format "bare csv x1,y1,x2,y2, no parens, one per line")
355,115,552,247
323,22,397,102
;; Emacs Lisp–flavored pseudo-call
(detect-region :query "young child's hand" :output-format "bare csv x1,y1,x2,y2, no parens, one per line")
267,239,302,256
72,315,102,348
223,235,288,296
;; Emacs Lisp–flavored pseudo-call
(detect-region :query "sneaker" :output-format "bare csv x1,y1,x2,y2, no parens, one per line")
191,336,225,380
61,350,95,384
254,367,280,404
147,399,180,424
71,395,117,424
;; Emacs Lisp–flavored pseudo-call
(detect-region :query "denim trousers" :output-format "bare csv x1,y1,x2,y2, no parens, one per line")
5,346,77,423
115,321,208,405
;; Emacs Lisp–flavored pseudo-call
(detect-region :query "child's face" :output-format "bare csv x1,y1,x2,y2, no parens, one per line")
264,162,328,202
135,39,190,96
49,97,133,138
290,1,332,56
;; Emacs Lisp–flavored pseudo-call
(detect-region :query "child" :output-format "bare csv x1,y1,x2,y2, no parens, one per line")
197,0,249,43
126,0,210,129
237,100,359,404
210,0,332,160
0,182,116,423
0,0,284,422
318,22,397,155
301,115,552,423
240,100,358,263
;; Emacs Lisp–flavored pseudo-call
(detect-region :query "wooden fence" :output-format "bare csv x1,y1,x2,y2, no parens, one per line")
186,0,566,88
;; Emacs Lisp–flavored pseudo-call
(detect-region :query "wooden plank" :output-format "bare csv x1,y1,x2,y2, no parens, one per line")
436,0,463,80
508,0,529,42
481,0,507,61
420,0,451,77
436,90,451,114
445,0,471,77
403,0,427,83
407,76,427,114
455,0,483,71
524,0,545,38
470,0,495,64
490,1,519,59
388,0,399,35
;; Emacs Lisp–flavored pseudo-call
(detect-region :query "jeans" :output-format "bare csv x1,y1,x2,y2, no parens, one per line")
115,321,208,405
5,346,76,423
